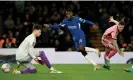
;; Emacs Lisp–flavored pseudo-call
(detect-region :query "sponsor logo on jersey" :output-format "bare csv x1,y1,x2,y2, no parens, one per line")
68,26,77,29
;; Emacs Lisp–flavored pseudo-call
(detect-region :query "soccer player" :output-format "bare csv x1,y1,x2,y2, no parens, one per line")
124,65,133,72
44,8,101,71
13,25,62,74
102,16,125,70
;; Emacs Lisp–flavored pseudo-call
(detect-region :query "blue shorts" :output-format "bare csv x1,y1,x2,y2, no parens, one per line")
72,34,86,49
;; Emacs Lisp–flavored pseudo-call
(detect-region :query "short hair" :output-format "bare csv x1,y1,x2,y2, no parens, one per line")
32,24,42,30
66,8,73,12
119,21,125,25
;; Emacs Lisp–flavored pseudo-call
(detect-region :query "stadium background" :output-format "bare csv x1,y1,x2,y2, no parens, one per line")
0,1,133,80
0,1,133,51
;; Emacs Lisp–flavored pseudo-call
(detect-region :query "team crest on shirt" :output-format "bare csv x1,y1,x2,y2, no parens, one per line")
79,39,82,43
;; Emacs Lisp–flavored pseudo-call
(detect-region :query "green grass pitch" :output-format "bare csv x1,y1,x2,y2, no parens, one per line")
0,64,132,80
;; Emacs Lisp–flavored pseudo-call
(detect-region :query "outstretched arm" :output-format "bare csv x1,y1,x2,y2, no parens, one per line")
109,16,119,25
44,24,61,29
78,17,95,25
44,20,66,29
111,32,124,57
112,39,124,57
77,17,99,30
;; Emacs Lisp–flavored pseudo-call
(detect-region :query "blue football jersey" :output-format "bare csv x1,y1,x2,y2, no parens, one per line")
49,16,95,37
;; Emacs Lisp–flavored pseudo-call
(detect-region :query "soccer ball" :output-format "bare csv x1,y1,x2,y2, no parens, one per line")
1,63,11,73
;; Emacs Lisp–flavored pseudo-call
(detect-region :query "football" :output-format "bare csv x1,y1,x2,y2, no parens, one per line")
1,63,11,73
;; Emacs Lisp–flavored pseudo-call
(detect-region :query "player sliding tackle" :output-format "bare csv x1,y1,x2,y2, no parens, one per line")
13,25,62,74
124,57,133,72
44,8,101,71
124,65,133,72
102,16,125,70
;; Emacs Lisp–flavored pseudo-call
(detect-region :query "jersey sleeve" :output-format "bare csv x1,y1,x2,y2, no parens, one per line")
49,20,66,28
77,17,95,25
49,24,61,28
59,20,66,27
28,39,36,59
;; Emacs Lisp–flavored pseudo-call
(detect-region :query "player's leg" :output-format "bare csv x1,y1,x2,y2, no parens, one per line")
35,51,62,73
85,47,101,57
124,65,133,72
106,43,117,66
76,37,100,71
38,51,54,70
13,61,37,74
107,49,117,59
20,62,37,74
81,34,100,57
102,40,117,70
104,49,110,66
103,48,111,70
78,45,96,66
78,45,100,71
73,37,79,49
84,37,101,57
39,51,62,73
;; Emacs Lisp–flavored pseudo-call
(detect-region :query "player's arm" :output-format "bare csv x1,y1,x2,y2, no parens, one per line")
43,24,61,28
109,16,119,25
112,39,120,52
77,17,98,29
28,40,36,59
28,41,44,64
111,32,124,57
78,17,95,25
44,20,66,29
28,45,42,64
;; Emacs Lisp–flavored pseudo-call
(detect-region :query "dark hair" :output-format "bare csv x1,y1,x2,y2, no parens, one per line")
32,24,42,30
66,8,73,12
119,21,125,25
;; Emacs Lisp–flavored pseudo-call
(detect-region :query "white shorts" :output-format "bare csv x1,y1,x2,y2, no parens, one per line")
16,51,41,69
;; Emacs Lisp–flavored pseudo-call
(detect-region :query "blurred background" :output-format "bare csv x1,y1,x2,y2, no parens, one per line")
0,1,133,51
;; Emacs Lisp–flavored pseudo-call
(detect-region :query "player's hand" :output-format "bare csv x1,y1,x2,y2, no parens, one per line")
34,57,44,65
119,52,124,57
92,24,99,30
43,24,49,28
109,16,114,22
34,57,39,63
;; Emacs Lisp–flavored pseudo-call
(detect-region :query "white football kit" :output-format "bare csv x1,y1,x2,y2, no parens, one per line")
16,34,40,66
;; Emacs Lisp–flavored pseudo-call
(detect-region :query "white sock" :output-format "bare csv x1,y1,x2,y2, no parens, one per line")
50,67,55,71
85,54,97,66
85,47,97,53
